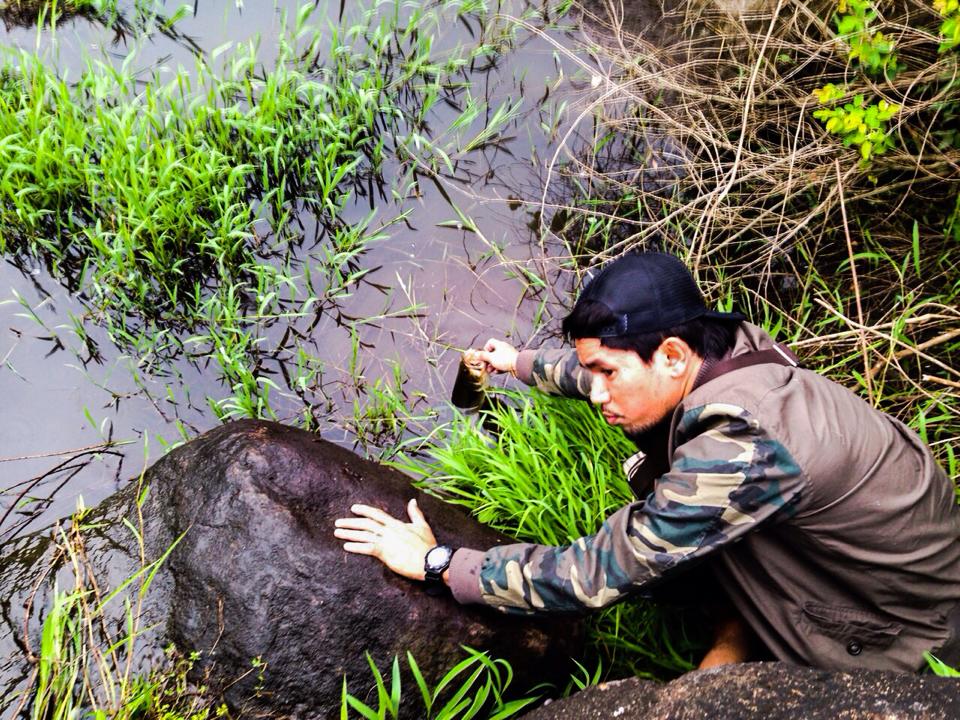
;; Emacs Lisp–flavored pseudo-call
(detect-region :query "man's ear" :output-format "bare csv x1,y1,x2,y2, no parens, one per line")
657,337,694,377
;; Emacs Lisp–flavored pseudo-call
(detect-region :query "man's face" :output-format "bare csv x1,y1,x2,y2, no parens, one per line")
574,337,688,435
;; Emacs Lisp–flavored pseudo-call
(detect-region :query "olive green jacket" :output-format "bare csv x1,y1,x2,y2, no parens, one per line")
448,323,960,671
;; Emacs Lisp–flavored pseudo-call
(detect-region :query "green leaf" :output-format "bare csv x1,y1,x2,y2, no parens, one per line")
345,694,381,720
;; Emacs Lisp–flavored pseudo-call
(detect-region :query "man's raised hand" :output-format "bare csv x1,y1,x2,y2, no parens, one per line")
334,499,437,581
476,338,519,375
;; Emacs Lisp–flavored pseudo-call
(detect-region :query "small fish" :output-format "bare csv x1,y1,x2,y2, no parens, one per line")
451,350,506,438
451,349,488,411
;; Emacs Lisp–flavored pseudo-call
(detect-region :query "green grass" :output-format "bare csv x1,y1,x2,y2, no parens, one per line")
0,4,389,322
925,651,960,676
0,3,392,419
340,649,542,720
0,0,533,423
13,479,213,720
393,389,709,680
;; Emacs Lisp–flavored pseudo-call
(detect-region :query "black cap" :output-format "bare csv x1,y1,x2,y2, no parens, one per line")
574,252,745,337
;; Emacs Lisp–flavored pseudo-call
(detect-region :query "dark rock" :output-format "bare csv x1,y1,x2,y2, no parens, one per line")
0,420,583,718
523,662,960,719
148,420,583,716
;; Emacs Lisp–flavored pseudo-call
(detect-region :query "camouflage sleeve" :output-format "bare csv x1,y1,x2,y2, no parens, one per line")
520,348,592,399
474,402,806,613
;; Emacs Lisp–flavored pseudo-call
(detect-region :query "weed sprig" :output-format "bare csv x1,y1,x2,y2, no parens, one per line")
1,0,532,423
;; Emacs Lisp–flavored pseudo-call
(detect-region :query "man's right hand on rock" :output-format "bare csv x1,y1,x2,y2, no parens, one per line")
334,499,439,582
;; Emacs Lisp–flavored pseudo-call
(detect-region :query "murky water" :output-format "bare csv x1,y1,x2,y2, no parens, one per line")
0,0,599,539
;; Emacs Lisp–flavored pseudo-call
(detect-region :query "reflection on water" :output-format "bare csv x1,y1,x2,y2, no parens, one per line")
0,0,597,537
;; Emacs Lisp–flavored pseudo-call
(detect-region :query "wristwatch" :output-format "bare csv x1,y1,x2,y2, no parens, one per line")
424,544,455,584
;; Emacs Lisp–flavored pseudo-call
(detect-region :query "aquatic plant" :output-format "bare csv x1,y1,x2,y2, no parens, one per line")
0,0,534,425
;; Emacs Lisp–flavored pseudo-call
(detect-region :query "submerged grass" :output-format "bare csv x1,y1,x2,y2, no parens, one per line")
0,0,196,49
0,3,389,333
0,0,531,423
0,2,391,422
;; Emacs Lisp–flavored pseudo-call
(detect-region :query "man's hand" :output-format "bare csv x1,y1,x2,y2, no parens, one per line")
475,338,518,375
334,500,437,581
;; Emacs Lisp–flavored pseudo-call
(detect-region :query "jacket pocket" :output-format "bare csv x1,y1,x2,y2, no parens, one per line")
799,601,903,650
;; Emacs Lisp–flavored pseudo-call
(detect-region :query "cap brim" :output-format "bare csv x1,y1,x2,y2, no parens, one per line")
702,310,747,323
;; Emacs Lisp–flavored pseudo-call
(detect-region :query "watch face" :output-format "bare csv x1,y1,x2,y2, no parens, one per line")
425,545,453,571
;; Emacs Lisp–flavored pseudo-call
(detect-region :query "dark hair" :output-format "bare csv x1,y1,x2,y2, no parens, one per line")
562,298,738,363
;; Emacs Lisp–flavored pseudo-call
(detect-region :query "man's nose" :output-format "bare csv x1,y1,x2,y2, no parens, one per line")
590,376,609,405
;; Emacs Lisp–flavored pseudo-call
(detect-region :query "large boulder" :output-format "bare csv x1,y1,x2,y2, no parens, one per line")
0,420,583,718
524,662,960,719
146,420,583,714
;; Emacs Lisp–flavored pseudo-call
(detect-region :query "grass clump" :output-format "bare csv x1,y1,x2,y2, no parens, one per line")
0,3,395,420
394,389,709,680
340,648,541,720
0,4,388,336
11,485,229,720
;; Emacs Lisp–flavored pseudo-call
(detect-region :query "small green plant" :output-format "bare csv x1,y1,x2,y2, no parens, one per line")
812,85,900,164
810,0,908,166
349,361,439,459
924,651,960,676
834,0,902,76
935,0,960,52
946,193,960,240
18,485,224,719
339,648,541,720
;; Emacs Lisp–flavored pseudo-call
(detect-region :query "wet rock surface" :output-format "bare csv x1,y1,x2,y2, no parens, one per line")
0,420,583,718
147,420,583,716
523,662,960,719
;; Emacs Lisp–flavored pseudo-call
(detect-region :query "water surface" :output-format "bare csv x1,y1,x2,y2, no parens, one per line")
0,0,599,539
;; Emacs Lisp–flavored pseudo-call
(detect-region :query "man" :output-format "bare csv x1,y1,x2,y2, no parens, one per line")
335,252,960,672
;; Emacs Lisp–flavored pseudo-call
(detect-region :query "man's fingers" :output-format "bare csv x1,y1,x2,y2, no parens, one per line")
342,541,377,556
406,498,427,527
349,504,402,527
335,517,384,533
334,528,380,544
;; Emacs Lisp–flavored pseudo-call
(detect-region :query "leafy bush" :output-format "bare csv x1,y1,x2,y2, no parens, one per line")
812,87,900,164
